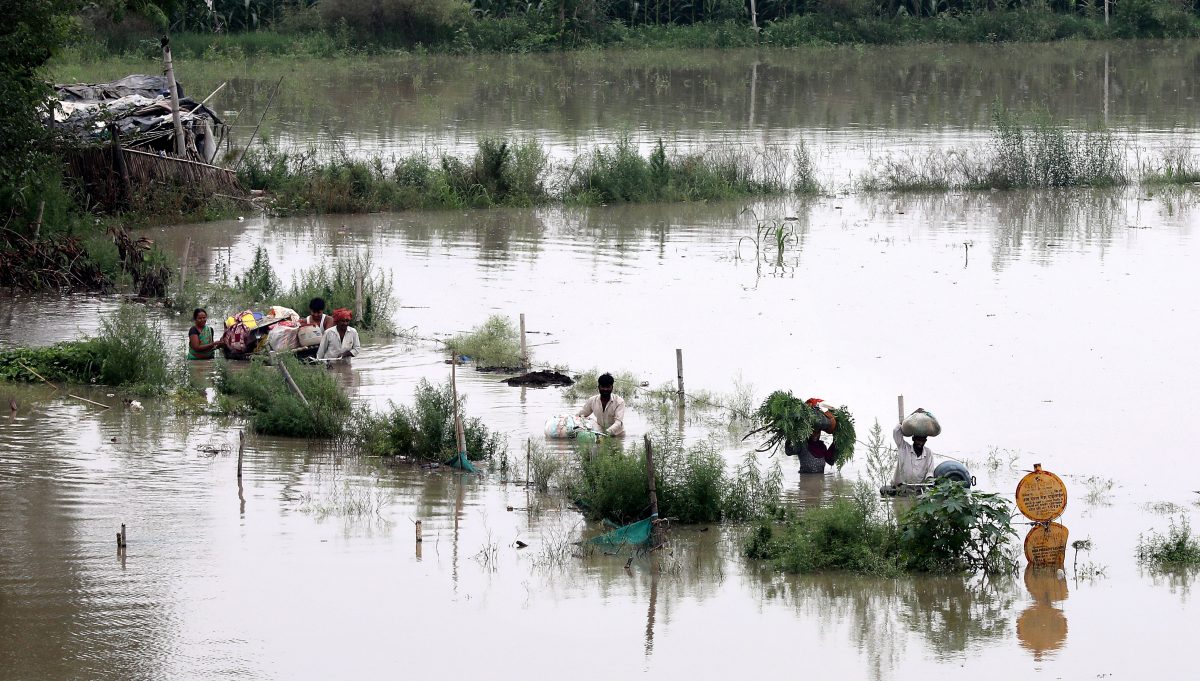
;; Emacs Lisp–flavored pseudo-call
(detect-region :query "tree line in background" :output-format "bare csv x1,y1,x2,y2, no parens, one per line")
81,0,1200,53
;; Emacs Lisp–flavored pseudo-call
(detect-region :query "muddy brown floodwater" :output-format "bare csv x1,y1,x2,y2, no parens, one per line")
5,42,1200,681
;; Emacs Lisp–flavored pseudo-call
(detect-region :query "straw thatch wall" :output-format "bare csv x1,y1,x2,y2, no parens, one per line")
66,144,243,212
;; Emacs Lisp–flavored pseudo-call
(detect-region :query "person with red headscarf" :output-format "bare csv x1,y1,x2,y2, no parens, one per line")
316,308,361,360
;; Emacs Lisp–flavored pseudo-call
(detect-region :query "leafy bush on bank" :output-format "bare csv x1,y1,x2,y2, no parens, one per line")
0,304,174,395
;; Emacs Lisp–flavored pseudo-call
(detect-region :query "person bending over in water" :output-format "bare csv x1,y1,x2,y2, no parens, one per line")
316,308,361,360
187,308,225,360
576,372,625,437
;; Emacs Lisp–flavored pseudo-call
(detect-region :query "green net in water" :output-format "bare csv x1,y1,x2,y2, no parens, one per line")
589,514,657,548
446,450,477,473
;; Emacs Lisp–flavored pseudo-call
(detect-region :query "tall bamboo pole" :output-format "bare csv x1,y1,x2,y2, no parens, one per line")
160,37,186,157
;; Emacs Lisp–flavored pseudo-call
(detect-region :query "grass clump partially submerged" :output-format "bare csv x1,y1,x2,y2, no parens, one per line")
0,304,173,395
563,137,784,204
217,355,351,438
353,379,505,462
747,480,1018,576
1137,517,1200,569
446,315,524,369
239,137,549,214
569,432,782,525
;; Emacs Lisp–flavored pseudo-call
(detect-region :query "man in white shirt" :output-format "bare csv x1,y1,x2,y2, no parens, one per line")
576,372,625,437
891,408,936,486
316,308,361,361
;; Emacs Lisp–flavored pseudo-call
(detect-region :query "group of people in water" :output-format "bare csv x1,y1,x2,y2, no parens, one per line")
572,373,936,487
187,297,361,362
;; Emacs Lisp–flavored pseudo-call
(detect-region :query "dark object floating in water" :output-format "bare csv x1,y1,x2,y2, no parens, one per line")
504,371,574,388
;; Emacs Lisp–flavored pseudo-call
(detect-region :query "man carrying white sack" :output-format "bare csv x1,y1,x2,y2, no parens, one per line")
891,407,937,487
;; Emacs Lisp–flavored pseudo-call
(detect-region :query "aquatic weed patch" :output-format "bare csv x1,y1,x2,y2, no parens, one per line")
446,315,524,369
217,355,351,438
1137,516,1200,569
351,379,505,462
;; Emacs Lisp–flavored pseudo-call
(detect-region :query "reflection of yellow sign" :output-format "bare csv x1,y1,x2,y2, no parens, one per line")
1018,566,1069,660
1024,522,1069,568
1015,464,1067,522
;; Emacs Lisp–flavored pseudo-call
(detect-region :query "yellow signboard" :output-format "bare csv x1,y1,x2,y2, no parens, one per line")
1015,464,1068,522
1024,522,1069,568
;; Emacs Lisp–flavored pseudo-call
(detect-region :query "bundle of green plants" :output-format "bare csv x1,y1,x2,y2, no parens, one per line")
744,482,903,576
827,405,857,469
744,390,815,453
446,315,524,369
217,355,351,438
1136,517,1200,569
352,379,505,462
0,304,174,395
898,479,1018,574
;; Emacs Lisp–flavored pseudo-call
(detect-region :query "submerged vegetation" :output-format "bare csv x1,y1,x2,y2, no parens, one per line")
1137,517,1200,569
0,304,174,395
218,355,352,437
747,479,1018,576
569,430,783,525
352,379,506,461
446,315,525,369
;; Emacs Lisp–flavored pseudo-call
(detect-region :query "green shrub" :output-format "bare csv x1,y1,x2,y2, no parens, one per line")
217,355,351,437
1137,517,1200,568
746,482,902,576
898,479,1018,574
280,255,395,333
353,379,505,461
0,304,173,395
233,245,281,303
446,315,524,368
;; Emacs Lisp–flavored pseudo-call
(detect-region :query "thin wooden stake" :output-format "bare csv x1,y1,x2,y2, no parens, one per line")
69,394,110,410
237,430,244,480
644,435,663,548
160,37,186,157
16,361,58,390
32,200,45,239
897,395,905,424
117,524,127,549
276,358,310,408
179,236,192,296
234,75,284,172
354,270,364,322
519,313,528,370
415,520,423,543
675,348,684,396
526,438,532,485
451,360,466,455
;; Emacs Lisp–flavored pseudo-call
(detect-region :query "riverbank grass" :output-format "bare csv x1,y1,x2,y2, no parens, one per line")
0,304,174,395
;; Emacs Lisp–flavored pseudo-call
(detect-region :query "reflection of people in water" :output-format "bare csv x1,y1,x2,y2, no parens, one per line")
1016,566,1069,660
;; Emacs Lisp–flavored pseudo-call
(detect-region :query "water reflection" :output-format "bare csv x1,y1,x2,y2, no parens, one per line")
1017,567,1070,661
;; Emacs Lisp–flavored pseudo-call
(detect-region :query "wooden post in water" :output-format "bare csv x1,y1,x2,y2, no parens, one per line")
415,520,423,543
675,349,684,396
160,37,186,157
276,358,310,408
116,524,127,551
1104,50,1110,126
179,236,192,297
451,359,466,455
354,270,364,323
519,313,529,370
526,438,532,486
644,435,663,548
237,430,244,480
897,395,905,424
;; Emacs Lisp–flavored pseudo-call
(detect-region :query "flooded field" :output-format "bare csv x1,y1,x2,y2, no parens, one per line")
5,41,1200,680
